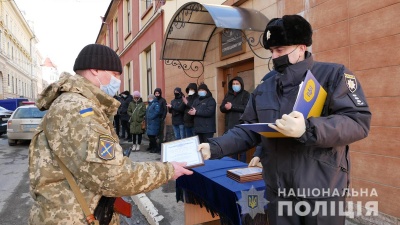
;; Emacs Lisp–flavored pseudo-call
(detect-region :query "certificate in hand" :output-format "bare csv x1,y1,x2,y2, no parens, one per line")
161,136,204,168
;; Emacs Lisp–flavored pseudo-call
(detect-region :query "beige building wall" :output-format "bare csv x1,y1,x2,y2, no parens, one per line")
0,1,41,100
164,0,400,223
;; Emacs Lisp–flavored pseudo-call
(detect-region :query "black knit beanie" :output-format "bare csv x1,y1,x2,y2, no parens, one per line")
73,44,122,73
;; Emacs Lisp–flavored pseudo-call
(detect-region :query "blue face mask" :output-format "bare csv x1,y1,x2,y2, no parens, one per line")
96,71,121,97
148,99,153,103
198,91,207,97
232,85,241,92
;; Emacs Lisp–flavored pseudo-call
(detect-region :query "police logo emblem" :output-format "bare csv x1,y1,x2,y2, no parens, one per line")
97,136,115,160
237,186,269,219
344,73,357,93
266,30,271,40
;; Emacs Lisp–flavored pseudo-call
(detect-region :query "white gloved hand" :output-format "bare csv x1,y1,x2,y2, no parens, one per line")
268,111,306,138
248,156,262,168
198,143,211,160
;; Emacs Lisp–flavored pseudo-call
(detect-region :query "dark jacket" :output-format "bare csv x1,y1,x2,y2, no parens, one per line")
169,87,185,126
154,88,167,121
146,98,161,136
183,83,198,128
127,98,146,134
209,52,371,198
192,86,216,134
220,77,250,131
118,95,133,121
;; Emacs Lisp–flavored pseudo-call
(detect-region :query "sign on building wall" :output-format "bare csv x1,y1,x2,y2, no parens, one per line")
220,29,245,60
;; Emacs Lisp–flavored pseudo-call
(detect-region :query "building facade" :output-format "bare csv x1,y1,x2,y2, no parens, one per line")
0,1,41,101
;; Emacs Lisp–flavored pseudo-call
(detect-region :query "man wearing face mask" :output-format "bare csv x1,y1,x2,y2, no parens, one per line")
198,15,371,225
183,83,198,137
220,77,250,162
28,44,193,225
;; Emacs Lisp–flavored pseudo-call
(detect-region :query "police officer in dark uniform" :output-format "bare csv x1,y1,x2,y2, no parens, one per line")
199,15,371,225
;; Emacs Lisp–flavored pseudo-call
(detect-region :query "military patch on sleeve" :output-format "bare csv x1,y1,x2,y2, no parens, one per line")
80,108,94,117
347,93,367,107
344,73,357,93
97,135,115,160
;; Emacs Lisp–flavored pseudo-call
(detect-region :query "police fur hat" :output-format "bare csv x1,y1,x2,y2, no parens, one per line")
73,44,122,73
263,15,312,50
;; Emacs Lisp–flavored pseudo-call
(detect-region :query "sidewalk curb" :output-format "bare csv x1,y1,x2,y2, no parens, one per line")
131,193,163,225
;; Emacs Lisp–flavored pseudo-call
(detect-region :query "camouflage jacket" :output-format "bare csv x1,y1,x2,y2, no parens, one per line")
29,73,174,225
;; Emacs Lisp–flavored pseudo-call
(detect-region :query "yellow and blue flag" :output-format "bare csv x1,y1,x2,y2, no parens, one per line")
80,108,94,118
240,70,326,138
293,70,327,118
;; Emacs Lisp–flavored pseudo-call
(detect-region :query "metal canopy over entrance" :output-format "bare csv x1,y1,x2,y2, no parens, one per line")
161,2,269,62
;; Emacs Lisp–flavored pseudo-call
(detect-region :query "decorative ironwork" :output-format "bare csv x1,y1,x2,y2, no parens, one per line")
168,3,205,35
164,60,204,83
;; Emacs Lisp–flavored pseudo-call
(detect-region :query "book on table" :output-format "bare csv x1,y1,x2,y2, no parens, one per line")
227,167,263,183
239,70,327,138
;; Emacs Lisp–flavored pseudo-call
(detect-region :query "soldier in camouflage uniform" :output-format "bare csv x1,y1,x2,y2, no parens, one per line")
29,44,193,225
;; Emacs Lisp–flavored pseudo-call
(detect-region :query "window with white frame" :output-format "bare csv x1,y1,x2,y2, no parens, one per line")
114,18,119,48
125,0,131,34
146,50,153,97
146,0,152,9
125,62,132,93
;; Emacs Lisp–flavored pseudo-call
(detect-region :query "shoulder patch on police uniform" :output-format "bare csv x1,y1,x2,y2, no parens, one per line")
80,108,94,117
347,93,367,107
344,73,357,93
97,135,115,160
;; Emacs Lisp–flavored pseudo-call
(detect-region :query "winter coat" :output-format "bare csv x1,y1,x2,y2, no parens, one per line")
128,99,146,134
118,95,133,121
208,52,371,198
154,88,167,121
192,88,216,134
146,98,161,136
183,83,198,128
29,74,174,225
220,76,250,131
169,87,185,126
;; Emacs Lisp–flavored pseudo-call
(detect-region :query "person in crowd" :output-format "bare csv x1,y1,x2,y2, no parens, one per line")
167,87,186,140
113,94,122,136
146,94,162,153
118,90,133,141
127,91,146,152
220,77,250,162
188,83,216,143
29,43,192,225
183,83,198,137
154,88,167,150
198,15,371,225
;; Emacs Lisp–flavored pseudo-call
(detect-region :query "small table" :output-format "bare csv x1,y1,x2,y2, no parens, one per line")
176,157,267,225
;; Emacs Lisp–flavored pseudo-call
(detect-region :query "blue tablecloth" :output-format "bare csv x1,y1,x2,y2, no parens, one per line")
176,157,266,225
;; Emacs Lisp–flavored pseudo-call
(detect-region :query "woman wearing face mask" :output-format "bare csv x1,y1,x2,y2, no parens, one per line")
167,87,186,140
183,83,198,137
145,94,162,153
127,91,146,151
188,83,216,143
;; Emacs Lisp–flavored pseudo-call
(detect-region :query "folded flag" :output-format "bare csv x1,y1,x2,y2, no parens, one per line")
240,70,327,138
